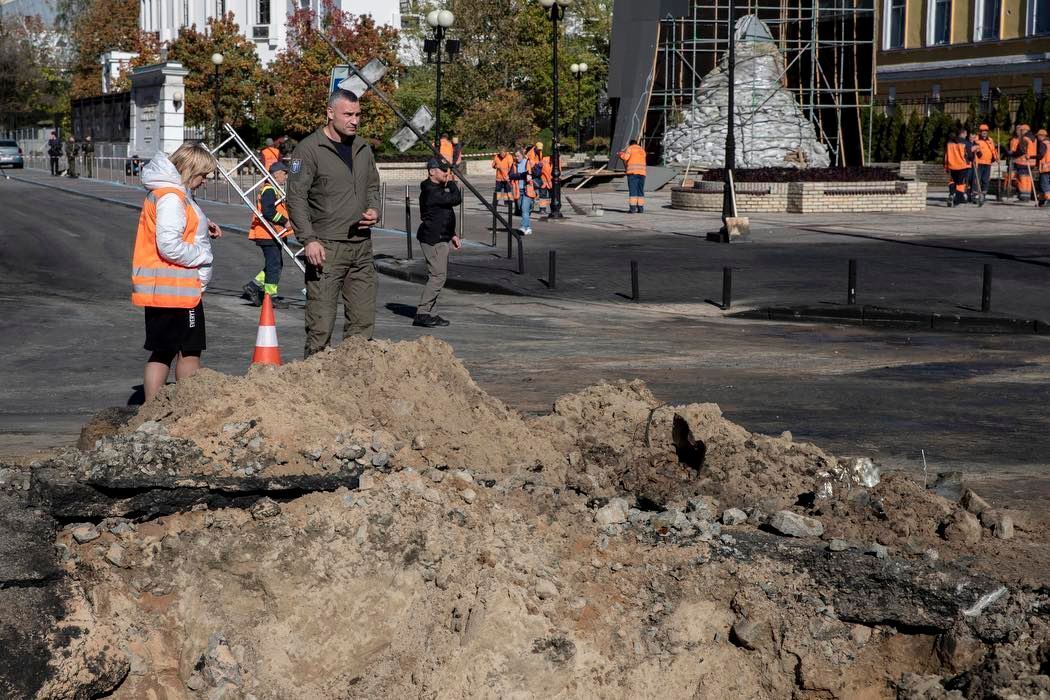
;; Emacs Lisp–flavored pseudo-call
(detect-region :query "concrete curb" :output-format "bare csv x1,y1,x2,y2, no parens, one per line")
733,305,1050,335
374,258,524,296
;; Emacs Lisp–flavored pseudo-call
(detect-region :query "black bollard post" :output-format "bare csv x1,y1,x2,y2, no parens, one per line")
721,266,732,310
517,235,525,274
405,188,413,260
847,258,857,305
981,264,992,312
549,250,557,289
459,197,465,239
507,225,514,259
491,192,498,246
506,200,514,232
631,260,639,301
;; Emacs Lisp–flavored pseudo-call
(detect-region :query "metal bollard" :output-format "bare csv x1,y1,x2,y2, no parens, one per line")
631,261,639,301
507,225,514,259
981,264,992,312
548,250,557,289
847,259,857,305
491,192,498,247
517,234,525,274
405,189,413,260
459,197,465,238
380,182,387,226
506,200,514,232
721,266,732,309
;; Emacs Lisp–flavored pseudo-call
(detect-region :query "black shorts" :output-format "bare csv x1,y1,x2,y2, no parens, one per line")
144,301,206,354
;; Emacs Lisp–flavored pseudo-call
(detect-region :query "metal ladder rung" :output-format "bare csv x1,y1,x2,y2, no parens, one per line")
209,135,236,154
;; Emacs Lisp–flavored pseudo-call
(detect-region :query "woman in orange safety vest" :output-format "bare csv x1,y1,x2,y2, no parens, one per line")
132,143,223,402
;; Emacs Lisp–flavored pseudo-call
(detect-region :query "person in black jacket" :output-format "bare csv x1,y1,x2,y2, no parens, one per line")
46,131,62,176
413,157,462,328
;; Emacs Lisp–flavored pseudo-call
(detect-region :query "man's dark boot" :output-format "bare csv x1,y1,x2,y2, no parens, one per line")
637,206,645,213
413,314,439,328
430,315,451,327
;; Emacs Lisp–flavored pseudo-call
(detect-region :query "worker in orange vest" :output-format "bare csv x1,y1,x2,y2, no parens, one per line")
439,133,454,165
491,147,514,202
132,144,223,402
1008,124,1037,201
944,128,974,207
972,124,998,199
243,162,295,308
537,154,553,214
617,139,648,213
1035,129,1050,206
260,137,281,172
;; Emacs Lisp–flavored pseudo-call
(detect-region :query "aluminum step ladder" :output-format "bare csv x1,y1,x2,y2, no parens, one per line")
208,123,305,273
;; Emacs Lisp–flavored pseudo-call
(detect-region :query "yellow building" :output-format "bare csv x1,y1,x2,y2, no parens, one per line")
877,0,1050,112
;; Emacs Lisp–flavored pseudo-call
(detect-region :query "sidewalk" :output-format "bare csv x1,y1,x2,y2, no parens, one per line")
14,165,1050,327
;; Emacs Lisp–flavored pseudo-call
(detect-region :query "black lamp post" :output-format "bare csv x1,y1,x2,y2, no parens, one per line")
539,0,572,219
718,0,737,240
570,61,588,152
211,52,224,144
425,9,457,155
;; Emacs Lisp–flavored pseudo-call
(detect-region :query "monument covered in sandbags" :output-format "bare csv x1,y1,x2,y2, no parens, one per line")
662,15,830,169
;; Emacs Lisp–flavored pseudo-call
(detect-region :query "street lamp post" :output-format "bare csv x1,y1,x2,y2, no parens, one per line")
539,0,572,220
570,62,587,152
425,9,456,154
211,52,224,144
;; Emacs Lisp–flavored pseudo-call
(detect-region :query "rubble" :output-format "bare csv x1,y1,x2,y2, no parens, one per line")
3,338,1047,699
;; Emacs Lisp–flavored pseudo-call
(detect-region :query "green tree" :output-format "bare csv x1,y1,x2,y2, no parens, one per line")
994,92,1012,133
0,14,68,127
966,96,981,131
263,0,401,140
167,14,264,131
68,0,155,98
903,109,924,159
1014,88,1037,129
454,88,537,148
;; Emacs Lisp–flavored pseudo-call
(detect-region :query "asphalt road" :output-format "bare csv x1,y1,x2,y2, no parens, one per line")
2,176,1049,506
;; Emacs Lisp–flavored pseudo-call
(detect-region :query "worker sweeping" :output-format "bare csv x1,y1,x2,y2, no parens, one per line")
944,128,973,207
242,162,295,308
1036,129,1050,207
973,124,998,201
1008,125,1037,202
617,139,647,213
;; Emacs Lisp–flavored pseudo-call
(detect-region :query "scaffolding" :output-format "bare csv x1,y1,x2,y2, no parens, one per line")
648,0,876,166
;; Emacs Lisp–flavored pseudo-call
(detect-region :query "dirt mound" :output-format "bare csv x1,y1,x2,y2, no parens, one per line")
131,336,566,480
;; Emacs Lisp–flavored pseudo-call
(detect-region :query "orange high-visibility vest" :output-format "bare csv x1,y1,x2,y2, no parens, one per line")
944,141,969,170
541,156,553,189
618,144,647,176
526,147,543,172
249,184,292,241
1010,136,1037,166
974,137,998,166
131,188,202,309
261,146,280,171
1039,141,1050,173
492,154,513,182
439,138,454,163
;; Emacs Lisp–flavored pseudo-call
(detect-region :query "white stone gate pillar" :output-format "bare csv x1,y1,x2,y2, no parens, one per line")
129,62,189,157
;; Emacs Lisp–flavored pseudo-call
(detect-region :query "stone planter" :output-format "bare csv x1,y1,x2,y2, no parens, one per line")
671,180,927,213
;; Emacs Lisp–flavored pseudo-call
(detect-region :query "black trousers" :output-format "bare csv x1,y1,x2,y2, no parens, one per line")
49,156,59,175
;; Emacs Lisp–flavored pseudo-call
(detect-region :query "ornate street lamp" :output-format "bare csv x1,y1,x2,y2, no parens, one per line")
211,52,224,144
570,62,587,152
425,9,459,156
539,0,572,219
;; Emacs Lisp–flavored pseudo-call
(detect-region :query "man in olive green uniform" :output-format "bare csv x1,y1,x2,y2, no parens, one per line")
65,136,78,178
286,89,381,357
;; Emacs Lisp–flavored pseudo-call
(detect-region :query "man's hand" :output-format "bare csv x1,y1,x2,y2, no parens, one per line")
451,235,462,250
207,222,223,239
358,208,379,228
305,240,326,267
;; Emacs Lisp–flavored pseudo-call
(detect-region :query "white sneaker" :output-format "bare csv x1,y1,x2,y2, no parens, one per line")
523,227,532,236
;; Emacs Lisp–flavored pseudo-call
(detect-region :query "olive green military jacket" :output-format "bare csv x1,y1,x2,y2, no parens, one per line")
285,127,381,244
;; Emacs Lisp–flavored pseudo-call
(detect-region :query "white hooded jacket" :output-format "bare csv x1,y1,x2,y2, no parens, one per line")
140,152,213,290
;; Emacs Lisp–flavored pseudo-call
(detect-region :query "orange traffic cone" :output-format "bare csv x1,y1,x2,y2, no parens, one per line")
251,294,281,366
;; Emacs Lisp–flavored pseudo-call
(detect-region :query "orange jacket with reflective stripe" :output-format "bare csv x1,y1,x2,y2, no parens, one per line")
261,146,280,170
974,137,998,165
541,156,553,189
439,138,454,163
1039,140,1050,173
944,141,971,171
491,154,513,182
131,188,202,308
618,144,647,175
526,147,543,173
1009,136,1037,165
249,184,293,241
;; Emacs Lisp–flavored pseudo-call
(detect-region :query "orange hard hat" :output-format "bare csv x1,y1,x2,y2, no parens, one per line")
535,141,544,150
978,124,990,131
